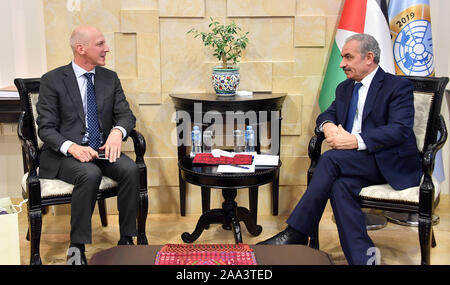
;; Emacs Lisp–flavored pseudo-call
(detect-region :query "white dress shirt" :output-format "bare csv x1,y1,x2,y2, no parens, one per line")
59,61,126,155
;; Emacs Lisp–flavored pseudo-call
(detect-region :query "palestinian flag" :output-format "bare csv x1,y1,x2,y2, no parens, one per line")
318,0,395,111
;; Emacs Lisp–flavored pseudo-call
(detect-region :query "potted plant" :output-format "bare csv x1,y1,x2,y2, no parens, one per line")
188,17,249,96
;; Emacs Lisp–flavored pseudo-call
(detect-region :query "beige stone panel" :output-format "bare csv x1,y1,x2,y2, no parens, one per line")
273,62,295,77
160,18,215,93
121,0,159,10
302,104,321,135
325,15,340,48
145,157,160,187
206,0,227,17
148,186,180,214
280,156,309,186
294,16,326,47
238,62,272,92
294,48,327,76
281,135,309,157
120,10,159,33
103,32,116,71
121,78,153,95
159,0,205,18
296,76,323,106
281,94,302,136
43,0,73,70
273,76,302,94
0,128,23,198
73,0,121,32
114,33,137,79
136,33,161,94
138,105,179,158
134,93,162,105
297,134,313,156
297,0,344,16
278,185,306,215
159,157,180,186
233,18,295,62
227,0,296,17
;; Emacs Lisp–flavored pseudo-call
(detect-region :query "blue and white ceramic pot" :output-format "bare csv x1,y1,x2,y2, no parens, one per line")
211,67,240,96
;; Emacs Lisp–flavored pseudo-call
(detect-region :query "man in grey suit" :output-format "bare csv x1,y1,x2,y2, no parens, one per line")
37,26,139,265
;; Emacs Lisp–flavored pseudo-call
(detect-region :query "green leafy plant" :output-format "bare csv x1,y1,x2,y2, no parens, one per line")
188,17,249,69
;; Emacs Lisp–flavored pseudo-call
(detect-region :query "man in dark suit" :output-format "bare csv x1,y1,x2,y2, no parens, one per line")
37,26,139,265
257,34,422,265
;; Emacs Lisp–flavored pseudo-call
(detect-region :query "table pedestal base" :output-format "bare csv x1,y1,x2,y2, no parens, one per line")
181,188,262,243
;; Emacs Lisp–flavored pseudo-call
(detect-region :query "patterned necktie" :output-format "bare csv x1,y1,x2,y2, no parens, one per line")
344,82,363,133
83,73,102,150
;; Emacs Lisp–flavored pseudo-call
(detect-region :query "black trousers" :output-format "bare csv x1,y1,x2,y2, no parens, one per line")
57,154,139,244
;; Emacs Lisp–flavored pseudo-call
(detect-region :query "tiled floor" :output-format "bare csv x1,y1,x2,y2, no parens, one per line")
14,195,450,265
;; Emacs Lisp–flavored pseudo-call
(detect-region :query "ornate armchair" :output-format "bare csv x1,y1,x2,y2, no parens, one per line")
14,78,149,265
307,76,448,265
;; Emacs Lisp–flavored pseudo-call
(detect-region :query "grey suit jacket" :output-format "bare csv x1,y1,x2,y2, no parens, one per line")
36,63,136,179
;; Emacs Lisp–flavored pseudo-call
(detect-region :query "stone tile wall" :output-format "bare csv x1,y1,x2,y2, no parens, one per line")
43,0,343,214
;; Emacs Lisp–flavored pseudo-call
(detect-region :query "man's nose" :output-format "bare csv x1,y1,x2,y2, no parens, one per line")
339,59,345,68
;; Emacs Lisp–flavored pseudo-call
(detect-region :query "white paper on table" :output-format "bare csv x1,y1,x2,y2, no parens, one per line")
0,90,19,98
253,154,279,166
216,164,255,173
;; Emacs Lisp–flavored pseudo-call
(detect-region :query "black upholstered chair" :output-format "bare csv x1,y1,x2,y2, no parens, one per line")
14,78,149,265
306,76,448,265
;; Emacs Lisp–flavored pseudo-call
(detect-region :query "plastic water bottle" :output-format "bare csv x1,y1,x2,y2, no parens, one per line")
191,126,202,155
245,125,255,152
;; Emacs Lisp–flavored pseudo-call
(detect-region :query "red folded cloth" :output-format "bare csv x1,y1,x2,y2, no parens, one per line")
193,153,253,165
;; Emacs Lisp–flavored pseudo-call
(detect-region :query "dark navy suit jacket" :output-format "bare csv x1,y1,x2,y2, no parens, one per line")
317,67,422,190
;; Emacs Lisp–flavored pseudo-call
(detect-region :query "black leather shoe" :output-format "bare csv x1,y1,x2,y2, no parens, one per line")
118,236,135,245
257,226,309,245
66,246,87,265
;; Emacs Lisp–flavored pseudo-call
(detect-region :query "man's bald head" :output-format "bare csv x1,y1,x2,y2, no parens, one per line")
69,26,102,54
70,26,110,70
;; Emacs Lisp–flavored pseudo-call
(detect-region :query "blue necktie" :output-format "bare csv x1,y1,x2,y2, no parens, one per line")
84,73,102,150
344,82,363,133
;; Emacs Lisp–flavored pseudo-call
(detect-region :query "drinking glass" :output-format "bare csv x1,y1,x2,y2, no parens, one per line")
203,130,213,153
233,130,244,153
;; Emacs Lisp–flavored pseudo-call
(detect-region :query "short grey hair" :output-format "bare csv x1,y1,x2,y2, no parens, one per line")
345,33,381,64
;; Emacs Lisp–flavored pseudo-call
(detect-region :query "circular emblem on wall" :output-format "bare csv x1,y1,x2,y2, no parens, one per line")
390,4,434,76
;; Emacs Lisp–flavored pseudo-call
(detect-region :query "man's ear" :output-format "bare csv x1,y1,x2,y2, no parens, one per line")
75,43,86,55
366,51,375,64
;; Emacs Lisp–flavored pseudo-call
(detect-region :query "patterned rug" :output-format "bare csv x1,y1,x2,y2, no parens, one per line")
155,243,257,265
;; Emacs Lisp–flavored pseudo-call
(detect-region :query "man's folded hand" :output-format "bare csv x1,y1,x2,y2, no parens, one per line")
68,144,98,162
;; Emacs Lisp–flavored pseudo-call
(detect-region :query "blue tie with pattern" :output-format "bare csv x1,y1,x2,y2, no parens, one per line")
344,82,363,133
84,73,102,150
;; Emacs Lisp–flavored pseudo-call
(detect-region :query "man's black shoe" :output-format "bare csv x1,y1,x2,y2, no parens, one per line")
256,226,309,245
118,236,135,245
66,246,87,265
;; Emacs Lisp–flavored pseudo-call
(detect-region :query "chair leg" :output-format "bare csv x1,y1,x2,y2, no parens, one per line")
418,215,432,265
137,191,149,245
249,187,258,225
272,169,280,216
28,208,43,265
201,187,211,230
98,199,108,227
431,229,437,248
179,170,186,216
